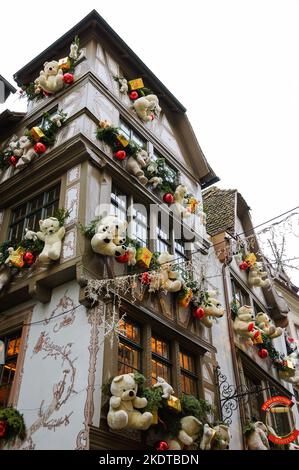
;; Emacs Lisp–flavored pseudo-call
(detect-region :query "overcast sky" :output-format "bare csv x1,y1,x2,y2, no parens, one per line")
1,0,299,282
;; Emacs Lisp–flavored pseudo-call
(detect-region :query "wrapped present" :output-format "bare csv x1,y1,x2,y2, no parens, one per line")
151,409,158,425
178,287,193,308
284,358,296,376
128,78,144,90
136,247,153,269
245,253,257,267
187,197,199,214
167,395,181,413
253,331,263,345
30,127,45,141
58,57,71,71
6,247,25,269
117,134,129,148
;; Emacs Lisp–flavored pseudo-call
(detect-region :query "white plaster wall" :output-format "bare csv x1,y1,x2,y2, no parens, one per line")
13,280,105,450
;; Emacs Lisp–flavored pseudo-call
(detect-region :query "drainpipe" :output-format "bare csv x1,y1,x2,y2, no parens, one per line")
221,262,247,449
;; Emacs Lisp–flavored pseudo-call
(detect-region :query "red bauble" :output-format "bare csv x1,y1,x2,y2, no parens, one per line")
193,307,205,319
163,193,174,204
0,420,7,438
115,251,129,264
155,441,169,452
129,91,139,100
247,322,255,332
34,142,47,154
258,348,268,359
140,272,150,285
253,330,260,339
239,261,249,271
23,251,35,266
63,73,74,84
114,150,127,160
9,155,17,166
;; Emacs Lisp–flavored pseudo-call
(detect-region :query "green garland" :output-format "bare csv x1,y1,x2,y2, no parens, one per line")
144,157,178,194
0,111,66,171
96,125,140,158
21,37,81,101
0,407,26,445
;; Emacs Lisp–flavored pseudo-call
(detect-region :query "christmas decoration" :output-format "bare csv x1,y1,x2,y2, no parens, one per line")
244,421,270,450
113,76,128,93
128,78,145,90
239,261,249,271
107,373,153,430
233,305,259,340
62,73,74,84
0,111,66,172
114,150,127,160
0,407,26,445
91,214,128,257
21,36,81,100
136,247,153,269
167,395,182,413
178,287,193,308
258,348,269,359
23,251,35,266
133,94,161,122
255,312,282,339
155,441,169,451
115,251,130,264
5,247,25,268
191,290,224,328
126,149,151,185
153,377,174,399
34,142,46,154
149,252,183,293
193,307,205,319
129,91,139,100
140,272,151,285
163,193,174,204
170,185,192,219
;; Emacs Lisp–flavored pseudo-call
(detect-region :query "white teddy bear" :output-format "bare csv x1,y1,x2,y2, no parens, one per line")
196,291,225,328
248,262,270,288
107,373,153,431
255,312,282,339
167,416,202,450
233,305,259,340
126,149,151,185
246,421,270,450
133,94,161,122
35,60,64,94
34,217,65,264
170,185,191,219
91,214,128,257
15,136,38,169
200,423,230,450
149,252,183,293
118,77,128,94
69,42,79,61
8,135,23,158
152,377,174,399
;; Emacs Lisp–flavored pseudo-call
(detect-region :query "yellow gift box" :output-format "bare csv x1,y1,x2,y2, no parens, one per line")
30,127,45,141
151,409,158,425
7,247,25,269
167,396,181,413
178,287,193,308
136,247,153,269
117,134,129,148
128,78,144,90
188,197,198,214
58,57,71,71
253,331,263,345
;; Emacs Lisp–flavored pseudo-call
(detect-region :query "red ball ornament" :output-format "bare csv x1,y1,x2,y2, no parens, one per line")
34,142,47,154
155,441,169,452
258,348,268,359
115,251,129,264
247,322,255,332
63,73,74,84
23,251,35,266
193,307,205,319
129,91,139,100
114,150,127,160
9,155,17,166
140,272,150,285
163,193,174,204
239,261,249,271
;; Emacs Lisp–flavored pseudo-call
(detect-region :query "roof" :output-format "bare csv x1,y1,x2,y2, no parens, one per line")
203,187,237,236
12,10,218,187
0,75,16,102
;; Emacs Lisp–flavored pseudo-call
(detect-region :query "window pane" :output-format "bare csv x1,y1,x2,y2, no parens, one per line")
151,336,169,359
29,194,44,212
181,374,197,396
119,318,140,343
0,331,21,407
180,351,195,373
151,359,170,384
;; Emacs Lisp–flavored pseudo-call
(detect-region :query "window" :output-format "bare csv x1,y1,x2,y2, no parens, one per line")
119,119,146,148
152,149,177,187
131,205,148,248
244,372,264,421
151,335,172,384
175,239,188,263
118,318,142,374
156,212,171,253
9,183,60,243
231,278,250,307
0,331,21,407
180,350,198,395
111,184,127,222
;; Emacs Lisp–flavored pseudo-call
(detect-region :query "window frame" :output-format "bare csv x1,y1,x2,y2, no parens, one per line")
118,317,143,375
151,334,172,385
180,349,199,396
